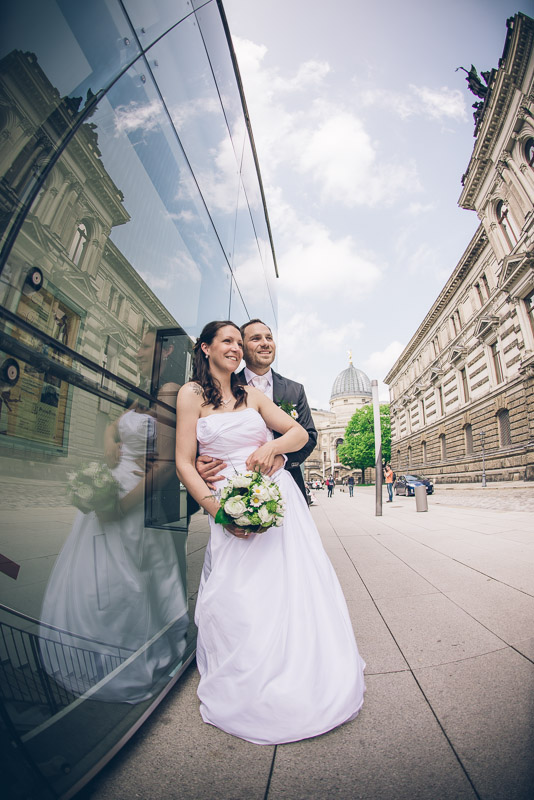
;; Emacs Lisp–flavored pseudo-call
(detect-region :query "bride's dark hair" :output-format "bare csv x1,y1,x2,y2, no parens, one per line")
192,321,247,409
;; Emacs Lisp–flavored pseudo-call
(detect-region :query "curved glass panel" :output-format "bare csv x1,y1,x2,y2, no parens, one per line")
148,13,243,269
122,0,199,50
0,0,141,252
0,2,278,796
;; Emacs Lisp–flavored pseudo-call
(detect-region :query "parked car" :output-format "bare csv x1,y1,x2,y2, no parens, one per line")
311,480,323,489
394,474,434,496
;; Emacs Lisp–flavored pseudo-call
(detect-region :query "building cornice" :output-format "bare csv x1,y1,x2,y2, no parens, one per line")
384,226,488,384
459,13,534,210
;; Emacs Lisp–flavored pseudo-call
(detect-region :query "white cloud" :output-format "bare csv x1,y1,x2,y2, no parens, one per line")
114,100,165,135
360,85,467,123
405,201,435,216
410,85,467,121
276,311,365,406
363,340,406,400
232,39,421,207
280,228,382,298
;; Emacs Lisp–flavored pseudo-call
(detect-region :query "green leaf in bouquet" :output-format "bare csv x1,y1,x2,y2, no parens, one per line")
215,507,234,527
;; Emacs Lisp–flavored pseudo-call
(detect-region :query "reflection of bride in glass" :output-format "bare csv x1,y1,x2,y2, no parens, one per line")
39,329,188,704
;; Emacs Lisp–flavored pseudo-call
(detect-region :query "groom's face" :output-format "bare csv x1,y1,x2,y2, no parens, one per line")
242,322,276,372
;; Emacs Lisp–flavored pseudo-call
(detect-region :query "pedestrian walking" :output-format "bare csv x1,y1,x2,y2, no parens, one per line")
347,475,355,497
327,477,334,497
384,464,394,502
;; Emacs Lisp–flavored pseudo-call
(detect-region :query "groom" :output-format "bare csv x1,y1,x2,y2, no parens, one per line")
197,319,317,501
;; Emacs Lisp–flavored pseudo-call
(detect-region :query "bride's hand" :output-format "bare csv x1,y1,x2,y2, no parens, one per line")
224,523,252,539
245,442,277,474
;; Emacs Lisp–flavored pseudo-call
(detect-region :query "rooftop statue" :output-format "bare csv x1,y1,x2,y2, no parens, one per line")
456,64,490,99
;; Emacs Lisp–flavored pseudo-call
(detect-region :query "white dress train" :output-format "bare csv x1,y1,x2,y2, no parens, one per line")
195,407,365,745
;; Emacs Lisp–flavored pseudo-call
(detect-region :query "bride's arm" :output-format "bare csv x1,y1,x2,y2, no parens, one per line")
175,383,220,517
245,388,308,474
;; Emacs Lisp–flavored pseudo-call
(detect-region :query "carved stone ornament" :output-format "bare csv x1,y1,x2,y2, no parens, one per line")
498,251,534,293
474,315,499,341
519,353,534,379
429,365,444,384
450,344,468,364
494,394,508,411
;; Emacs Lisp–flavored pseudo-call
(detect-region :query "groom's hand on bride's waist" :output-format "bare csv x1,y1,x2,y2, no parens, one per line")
263,454,285,476
196,454,227,490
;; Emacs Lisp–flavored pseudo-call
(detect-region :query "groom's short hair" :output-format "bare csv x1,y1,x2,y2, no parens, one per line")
240,318,272,338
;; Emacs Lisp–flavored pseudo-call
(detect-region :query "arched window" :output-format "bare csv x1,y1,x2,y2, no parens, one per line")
69,221,89,265
407,445,412,465
525,137,534,169
335,438,344,461
496,200,518,248
421,441,427,463
439,433,447,461
464,424,473,455
497,409,511,447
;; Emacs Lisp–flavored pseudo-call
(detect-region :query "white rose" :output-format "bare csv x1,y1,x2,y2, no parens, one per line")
231,474,253,488
234,515,250,526
269,485,281,500
77,485,94,501
251,484,270,502
83,463,99,478
258,506,274,525
224,496,247,517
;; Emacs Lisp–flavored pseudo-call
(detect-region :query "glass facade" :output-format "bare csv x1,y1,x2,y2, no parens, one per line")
0,2,277,797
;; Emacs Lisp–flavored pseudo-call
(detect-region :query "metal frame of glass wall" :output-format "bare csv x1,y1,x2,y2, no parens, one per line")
0,2,277,797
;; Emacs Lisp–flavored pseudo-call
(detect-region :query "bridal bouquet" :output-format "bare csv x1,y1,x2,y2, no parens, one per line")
67,462,120,514
214,471,284,534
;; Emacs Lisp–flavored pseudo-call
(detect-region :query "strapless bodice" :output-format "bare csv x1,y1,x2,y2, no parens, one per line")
118,409,156,461
196,408,268,479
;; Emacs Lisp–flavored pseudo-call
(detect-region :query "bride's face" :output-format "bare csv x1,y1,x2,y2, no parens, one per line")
203,325,243,373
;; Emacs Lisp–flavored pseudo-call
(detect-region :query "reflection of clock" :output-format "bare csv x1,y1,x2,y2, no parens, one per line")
25,266,43,290
526,138,534,167
0,358,20,387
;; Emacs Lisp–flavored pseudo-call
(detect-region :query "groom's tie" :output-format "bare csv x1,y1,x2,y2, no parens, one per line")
253,375,269,393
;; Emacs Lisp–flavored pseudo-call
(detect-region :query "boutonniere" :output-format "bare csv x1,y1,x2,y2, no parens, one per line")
277,400,299,420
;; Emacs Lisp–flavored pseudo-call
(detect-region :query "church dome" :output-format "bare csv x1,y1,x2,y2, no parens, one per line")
330,363,372,400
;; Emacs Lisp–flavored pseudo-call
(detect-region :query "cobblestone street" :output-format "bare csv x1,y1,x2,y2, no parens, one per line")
427,485,534,512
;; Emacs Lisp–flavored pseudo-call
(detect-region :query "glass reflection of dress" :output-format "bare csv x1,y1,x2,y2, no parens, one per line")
39,409,188,704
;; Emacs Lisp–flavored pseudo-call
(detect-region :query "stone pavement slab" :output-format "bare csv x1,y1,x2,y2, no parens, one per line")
82,485,534,800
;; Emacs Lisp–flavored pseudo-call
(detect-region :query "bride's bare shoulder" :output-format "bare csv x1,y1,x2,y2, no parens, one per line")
177,381,204,406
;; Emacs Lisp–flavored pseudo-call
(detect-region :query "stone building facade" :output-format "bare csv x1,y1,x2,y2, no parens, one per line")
304,359,373,483
385,13,534,484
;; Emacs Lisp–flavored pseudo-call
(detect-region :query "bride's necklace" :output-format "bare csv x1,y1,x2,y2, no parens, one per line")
221,393,234,407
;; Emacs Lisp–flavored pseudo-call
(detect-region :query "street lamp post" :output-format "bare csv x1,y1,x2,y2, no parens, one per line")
479,430,487,487
371,380,382,516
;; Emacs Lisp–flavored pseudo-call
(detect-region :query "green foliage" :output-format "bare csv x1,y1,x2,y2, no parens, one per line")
337,404,391,473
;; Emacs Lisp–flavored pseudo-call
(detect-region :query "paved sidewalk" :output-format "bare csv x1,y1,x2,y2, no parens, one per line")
81,487,534,800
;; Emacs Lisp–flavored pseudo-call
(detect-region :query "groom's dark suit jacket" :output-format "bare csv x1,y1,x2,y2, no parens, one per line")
236,368,318,499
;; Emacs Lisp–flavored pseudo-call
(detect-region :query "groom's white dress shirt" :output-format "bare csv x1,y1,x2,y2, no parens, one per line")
243,367,273,401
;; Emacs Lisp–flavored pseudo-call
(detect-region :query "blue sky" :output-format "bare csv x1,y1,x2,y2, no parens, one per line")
223,0,532,406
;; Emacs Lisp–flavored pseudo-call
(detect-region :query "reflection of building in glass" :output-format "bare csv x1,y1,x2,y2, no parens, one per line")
0,2,277,797
305,358,373,482
386,13,534,483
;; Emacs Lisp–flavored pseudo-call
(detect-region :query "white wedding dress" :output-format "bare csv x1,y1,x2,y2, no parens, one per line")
39,409,189,703
195,407,365,744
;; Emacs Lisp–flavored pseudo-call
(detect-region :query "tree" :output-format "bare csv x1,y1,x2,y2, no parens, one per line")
337,404,391,484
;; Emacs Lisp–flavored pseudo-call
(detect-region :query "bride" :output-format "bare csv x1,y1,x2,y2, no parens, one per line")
175,320,365,745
